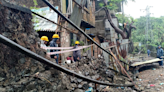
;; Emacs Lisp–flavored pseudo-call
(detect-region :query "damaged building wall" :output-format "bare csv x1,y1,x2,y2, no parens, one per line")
86,19,105,37
82,5,95,27
105,18,119,41
62,0,96,60
86,8,122,67
94,36,101,58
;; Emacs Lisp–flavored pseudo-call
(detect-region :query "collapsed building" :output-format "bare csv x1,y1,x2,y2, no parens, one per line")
0,0,139,92
6,0,131,66
11,0,96,63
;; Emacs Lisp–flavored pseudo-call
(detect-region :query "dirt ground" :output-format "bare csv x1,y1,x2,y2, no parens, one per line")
131,54,164,92
136,64,164,92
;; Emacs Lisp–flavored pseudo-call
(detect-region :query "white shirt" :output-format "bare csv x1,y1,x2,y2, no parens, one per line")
41,40,47,48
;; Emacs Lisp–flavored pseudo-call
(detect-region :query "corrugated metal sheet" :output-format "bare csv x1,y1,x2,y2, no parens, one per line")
68,0,85,29
32,7,58,32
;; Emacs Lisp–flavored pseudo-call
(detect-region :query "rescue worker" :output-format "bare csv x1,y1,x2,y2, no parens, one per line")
40,36,49,48
73,41,81,62
157,45,164,67
50,34,59,64
147,49,150,57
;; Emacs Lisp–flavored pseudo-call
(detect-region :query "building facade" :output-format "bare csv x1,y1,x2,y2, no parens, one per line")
9,0,96,63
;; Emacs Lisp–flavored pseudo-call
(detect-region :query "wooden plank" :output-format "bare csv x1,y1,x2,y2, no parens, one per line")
108,49,134,83
131,58,163,67
91,42,93,57
109,55,119,73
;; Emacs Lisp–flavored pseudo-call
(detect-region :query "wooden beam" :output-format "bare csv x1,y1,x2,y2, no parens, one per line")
131,58,162,67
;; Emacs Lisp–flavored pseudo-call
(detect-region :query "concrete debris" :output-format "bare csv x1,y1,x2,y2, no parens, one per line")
74,89,84,92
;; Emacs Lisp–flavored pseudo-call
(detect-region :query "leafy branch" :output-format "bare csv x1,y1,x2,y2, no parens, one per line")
99,0,122,11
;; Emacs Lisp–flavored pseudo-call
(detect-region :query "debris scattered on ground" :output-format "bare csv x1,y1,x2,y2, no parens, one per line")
85,87,93,92
152,68,156,70
134,57,164,91
150,84,155,87
160,83,164,85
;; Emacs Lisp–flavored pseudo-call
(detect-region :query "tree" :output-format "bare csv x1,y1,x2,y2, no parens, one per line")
99,0,122,10
102,0,136,39
132,16,164,49
115,14,134,29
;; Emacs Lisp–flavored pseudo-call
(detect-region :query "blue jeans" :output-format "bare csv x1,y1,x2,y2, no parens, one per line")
55,54,59,64
51,54,59,64
148,53,150,56
158,57,163,66
73,56,81,62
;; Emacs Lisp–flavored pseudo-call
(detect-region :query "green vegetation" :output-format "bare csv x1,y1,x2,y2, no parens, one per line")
131,16,164,53
115,14,134,30
23,5,26,7
33,0,38,6
99,0,122,10
30,0,38,9
99,0,135,11
115,14,164,53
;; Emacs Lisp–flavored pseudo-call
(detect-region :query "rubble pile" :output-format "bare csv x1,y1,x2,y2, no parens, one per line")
60,58,115,91
57,57,135,92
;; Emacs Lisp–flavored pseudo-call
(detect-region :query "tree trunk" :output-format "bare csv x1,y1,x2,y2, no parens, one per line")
103,0,126,39
102,0,136,39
